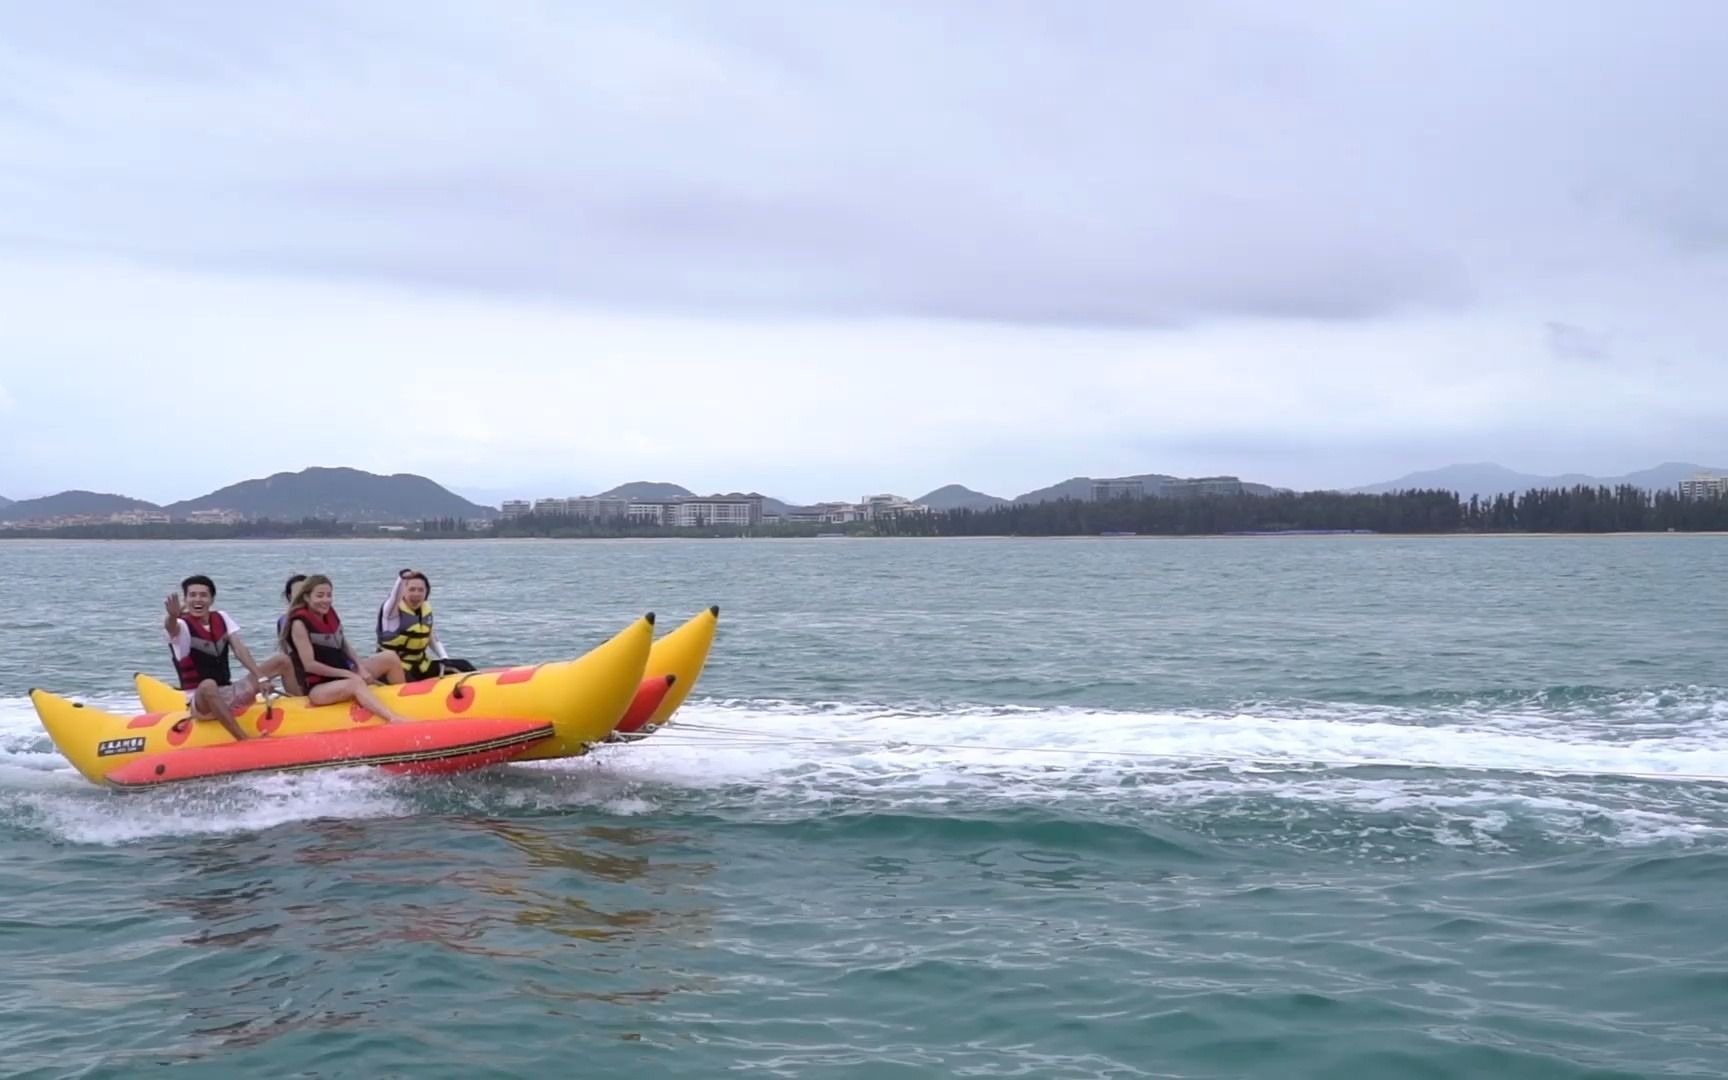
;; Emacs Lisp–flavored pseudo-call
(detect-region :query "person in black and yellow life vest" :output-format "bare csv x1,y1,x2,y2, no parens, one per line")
377,569,476,682
163,574,292,741
278,575,412,723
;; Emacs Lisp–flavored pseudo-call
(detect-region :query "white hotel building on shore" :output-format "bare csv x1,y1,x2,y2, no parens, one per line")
499,492,931,527
626,496,765,527
502,494,768,526
1677,474,1728,499
2,508,235,530
784,494,930,524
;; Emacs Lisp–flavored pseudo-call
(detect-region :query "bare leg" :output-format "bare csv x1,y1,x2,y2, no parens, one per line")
352,681,411,724
257,653,302,696
192,679,249,742
359,652,406,685
309,674,411,724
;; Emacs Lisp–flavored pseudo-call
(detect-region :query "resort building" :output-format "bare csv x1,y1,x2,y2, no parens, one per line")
518,497,632,520
783,495,929,524
1090,479,1145,501
621,495,767,527
1165,476,1244,498
110,510,172,525
1678,474,1728,499
496,490,938,527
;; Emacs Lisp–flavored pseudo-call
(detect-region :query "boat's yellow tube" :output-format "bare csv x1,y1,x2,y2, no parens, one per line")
32,687,558,789
131,614,656,761
510,614,654,760
36,686,365,785
612,605,720,741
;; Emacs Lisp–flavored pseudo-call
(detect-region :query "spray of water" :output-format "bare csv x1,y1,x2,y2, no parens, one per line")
4,690,1726,849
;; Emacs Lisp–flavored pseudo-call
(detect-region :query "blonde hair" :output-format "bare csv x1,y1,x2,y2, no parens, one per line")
279,574,334,652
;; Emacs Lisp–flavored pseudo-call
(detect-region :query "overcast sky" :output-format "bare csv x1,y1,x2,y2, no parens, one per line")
2,1,1727,505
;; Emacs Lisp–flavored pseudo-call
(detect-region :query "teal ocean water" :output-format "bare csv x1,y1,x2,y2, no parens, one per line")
2,536,1727,1078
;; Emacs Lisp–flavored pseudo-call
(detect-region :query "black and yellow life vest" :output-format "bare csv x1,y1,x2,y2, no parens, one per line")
378,601,436,677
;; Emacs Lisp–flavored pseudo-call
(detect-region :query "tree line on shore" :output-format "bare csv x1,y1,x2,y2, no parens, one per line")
0,517,362,540
4,485,1727,539
878,484,1728,536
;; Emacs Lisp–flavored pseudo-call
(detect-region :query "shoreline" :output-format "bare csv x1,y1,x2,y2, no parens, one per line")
4,530,1727,543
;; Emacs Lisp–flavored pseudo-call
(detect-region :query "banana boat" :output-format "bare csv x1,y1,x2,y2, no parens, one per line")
30,687,558,788
612,604,720,741
136,606,721,747
112,614,654,769
105,716,556,789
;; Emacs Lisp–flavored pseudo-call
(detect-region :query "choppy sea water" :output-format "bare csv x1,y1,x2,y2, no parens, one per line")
2,536,1726,1078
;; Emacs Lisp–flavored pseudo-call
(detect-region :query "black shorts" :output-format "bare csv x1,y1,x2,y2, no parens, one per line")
406,657,477,682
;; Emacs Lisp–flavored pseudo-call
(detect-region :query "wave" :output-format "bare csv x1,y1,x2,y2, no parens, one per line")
5,692,1728,851
1250,683,1728,739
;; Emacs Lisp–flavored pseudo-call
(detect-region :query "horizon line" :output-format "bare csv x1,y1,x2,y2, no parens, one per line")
5,459,1727,509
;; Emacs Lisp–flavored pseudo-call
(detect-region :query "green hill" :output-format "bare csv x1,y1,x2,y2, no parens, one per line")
595,481,696,501
1012,473,1279,503
917,484,1009,511
0,490,161,521
1014,474,1175,503
166,467,497,523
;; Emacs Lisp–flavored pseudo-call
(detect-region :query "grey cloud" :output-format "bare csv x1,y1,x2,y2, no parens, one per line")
0,2,1725,328
1545,322,1611,364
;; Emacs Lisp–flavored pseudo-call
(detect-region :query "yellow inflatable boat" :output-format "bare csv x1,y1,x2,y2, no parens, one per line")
135,605,720,747
612,605,720,741
61,614,657,787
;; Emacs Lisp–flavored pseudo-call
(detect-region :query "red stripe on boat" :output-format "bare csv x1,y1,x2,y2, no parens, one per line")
615,674,677,733
106,717,554,787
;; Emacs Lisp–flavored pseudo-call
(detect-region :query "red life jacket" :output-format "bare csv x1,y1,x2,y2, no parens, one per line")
286,607,351,688
173,611,233,690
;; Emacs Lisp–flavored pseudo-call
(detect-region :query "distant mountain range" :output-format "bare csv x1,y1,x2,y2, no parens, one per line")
1348,461,1725,500
1013,473,1282,503
511,474,1282,516
170,468,497,522
0,489,159,521
1,468,1286,525
7,460,1715,526
0,468,496,524
911,474,1282,509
